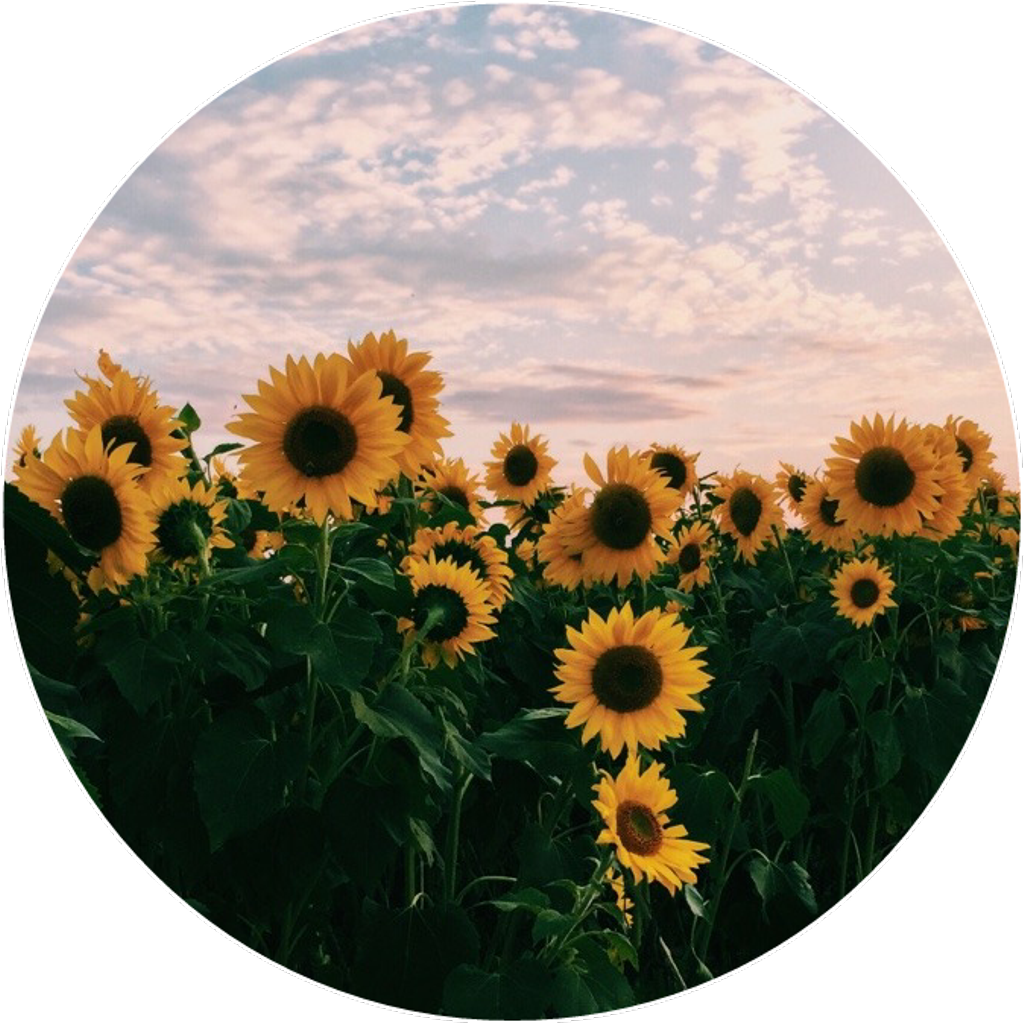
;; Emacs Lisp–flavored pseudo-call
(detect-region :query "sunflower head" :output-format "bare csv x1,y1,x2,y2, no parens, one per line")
712,470,784,563
645,445,698,499
798,477,857,552
417,457,485,522
537,489,589,589
775,462,811,514
944,415,995,492
552,602,711,757
150,476,233,566
484,422,557,507
830,557,897,629
918,424,972,541
593,755,710,895
12,424,41,469
667,520,714,591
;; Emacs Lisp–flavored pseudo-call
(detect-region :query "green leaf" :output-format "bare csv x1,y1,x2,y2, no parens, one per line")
341,556,396,591
321,777,400,890
865,709,903,786
550,966,599,1018
805,689,846,765
177,402,201,434
753,767,809,840
442,720,491,781
600,930,639,970
46,710,100,744
4,481,91,572
488,887,551,913
684,883,707,919
842,658,888,721
747,858,818,918
442,960,550,1019
532,908,572,944
479,708,578,777
897,682,972,779
192,708,304,850
98,631,187,716
572,935,633,1011
202,442,244,461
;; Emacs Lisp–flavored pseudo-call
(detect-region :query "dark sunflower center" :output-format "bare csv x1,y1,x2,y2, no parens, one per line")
377,372,414,433
433,540,488,581
101,415,153,467
591,484,652,550
854,446,915,507
156,500,214,560
651,451,688,490
820,497,843,527
955,437,973,473
850,578,880,609
787,474,807,503
240,524,258,552
678,542,702,574
591,644,663,713
503,445,539,487
413,584,470,642
283,406,357,478
729,486,762,536
438,485,470,509
217,478,239,500
61,475,123,550
615,800,663,856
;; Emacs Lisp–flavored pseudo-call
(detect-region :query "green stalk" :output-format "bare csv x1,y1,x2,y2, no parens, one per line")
444,769,472,903
772,524,797,599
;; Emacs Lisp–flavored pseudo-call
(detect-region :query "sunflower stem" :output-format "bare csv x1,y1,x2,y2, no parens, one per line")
772,524,797,599
444,768,472,903
189,521,211,578
316,516,332,614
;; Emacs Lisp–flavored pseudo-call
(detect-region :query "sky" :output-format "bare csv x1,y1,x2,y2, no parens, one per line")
10,3,1017,490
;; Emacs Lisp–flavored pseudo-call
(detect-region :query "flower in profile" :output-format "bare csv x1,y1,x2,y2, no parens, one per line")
418,457,485,521
398,554,497,668
604,868,634,928
150,476,233,567
775,462,811,515
484,422,556,507
593,754,710,895
65,368,188,493
712,470,784,563
227,354,405,522
346,329,452,477
552,603,711,757
666,521,714,591
798,477,857,551
560,448,678,586
919,425,972,541
645,444,698,501
945,416,994,492
830,557,897,628
406,521,514,611
15,426,155,587
12,424,40,469
825,415,942,536
537,488,589,589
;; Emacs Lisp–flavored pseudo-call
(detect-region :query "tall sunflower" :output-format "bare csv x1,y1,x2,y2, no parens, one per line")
398,554,497,668
150,476,233,566
798,477,857,551
825,415,942,536
593,754,710,895
712,471,784,563
830,557,897,628
645,445,698,501
666,521,714,591
560,448,677,586
15,426,154,587
346,329,452,477
417,457,485,521
65,369,188,492
552,603,711,757
484,423,556,507
227,353,405,522
919,425,972,541
945,416,994,492
12,424,40,469
776,462,811,515
537,489,589,589
405,521,514,611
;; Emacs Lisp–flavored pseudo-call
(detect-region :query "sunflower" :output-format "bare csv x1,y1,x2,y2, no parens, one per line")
65,369,188,492
12,424,40,469
405,521,514,610
712,470,784,563
14,426,154,587
666,521,714,591
484,422,557,507
645,444,698,501
245,528,284,559
398,554,497,668
149,476,233,566
417,457,485,521
776,462,811,515
559,448,677,586
605,868,634,928
537,489,589,589
593,754,710,895
944,416,994,492
798,477,857,551
919,425,972,541
830,557,897,629
227,353,405,523
346,329,452,477
552,603,711,757
825,415,942,537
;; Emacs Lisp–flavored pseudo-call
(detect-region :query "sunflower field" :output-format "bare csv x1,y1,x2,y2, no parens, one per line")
5,333,1018,1018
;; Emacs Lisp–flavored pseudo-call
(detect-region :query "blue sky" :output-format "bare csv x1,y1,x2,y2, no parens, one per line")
12,4,1016,488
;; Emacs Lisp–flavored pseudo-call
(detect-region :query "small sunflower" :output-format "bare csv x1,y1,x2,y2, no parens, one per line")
552,603,711,757
12,424,40,469
593,754,710,895
227,353,405,522
799,477,857,551
645,445,698,501
15,426,155,587
560,448,678,586
346,329,452,477
605,868,634,928
245,528,284,559
776,462,811,515
944,416,994,492
712,470,784,563
919,426,972,540
418,457,485,521
666,521,714,591
537,489,589,589
65,369,188,492
150,476,234,566
405,521,514,611
825,415,942,536
830,557,897,629
484,422,556,506
398,554,497,668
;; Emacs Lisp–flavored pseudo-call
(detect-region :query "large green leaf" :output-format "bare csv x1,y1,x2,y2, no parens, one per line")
752,767,809,840
865,709,903,786
98,630,188,716
479,708,578,777
442,959,551,1019
805,689,846,766
321,776,400,890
